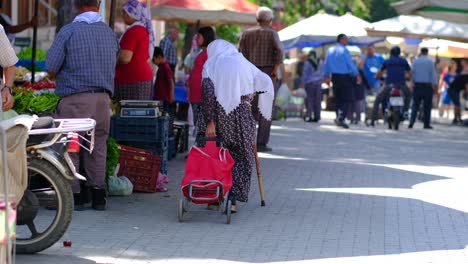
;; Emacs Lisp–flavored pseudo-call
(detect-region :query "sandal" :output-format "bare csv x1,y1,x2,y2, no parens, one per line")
230,204,237,214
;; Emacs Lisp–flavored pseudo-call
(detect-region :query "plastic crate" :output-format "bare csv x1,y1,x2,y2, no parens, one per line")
117,145,161,193
110,116,169,142
16,59,46,71
118,140,168,175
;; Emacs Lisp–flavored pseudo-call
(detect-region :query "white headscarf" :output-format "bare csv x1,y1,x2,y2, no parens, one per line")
203,39,274,120
73,11,103,24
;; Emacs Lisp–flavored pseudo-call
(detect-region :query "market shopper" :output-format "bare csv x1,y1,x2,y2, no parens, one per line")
152,47,175,114
324,34,361,129
197,39,274,213
438,59,459,118
114,0,154,101
358,44,384,94
409,48,438,129
188,26,215,136
160,24,179,75
0,24,16,112
448,58,468,125
239,6,283,152
301,50,324,122
46,0,119,211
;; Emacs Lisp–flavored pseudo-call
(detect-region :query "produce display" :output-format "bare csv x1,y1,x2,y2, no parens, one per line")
13,87,59,114
17,47,47,61
106,137,120,178
15,66,31,80
20,80,56,90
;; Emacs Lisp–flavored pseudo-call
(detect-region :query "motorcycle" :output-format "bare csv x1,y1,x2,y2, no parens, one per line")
385,85,404,130
16,116,95,254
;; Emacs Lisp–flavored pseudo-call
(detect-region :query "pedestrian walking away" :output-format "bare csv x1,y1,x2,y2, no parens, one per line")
239,6,283,152
301,50,324,122
196,39,274,212
324,34,362,129
409,48,438,129
45,0,119,211
370,46,412,127
114,0,154,101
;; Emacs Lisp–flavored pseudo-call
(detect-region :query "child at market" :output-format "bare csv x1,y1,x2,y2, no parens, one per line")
153,47,175,115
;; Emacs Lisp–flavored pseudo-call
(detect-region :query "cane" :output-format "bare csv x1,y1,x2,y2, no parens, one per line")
254,145,266,206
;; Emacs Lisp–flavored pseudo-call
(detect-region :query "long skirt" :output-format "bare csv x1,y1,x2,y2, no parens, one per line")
114,80,152,101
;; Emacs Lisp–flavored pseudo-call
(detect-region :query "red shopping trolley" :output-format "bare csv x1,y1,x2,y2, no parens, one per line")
179,138,235,224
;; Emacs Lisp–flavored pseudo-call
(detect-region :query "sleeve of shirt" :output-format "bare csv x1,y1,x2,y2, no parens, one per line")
238,33,245,53
431,64,438,85
120,27,138,51
201,78,216,122
404,60,411,71
0,25,18,67
380,61,387,71
344,49,358,76
271,31,284,65
160,38,170,59
46,28,70,73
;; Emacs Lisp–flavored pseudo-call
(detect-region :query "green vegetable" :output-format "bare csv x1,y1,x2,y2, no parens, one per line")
106,137,120,178
12,88,59,114
17,47,47,61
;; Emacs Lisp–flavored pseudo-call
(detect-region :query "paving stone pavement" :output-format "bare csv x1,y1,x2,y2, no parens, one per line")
17,113,468,264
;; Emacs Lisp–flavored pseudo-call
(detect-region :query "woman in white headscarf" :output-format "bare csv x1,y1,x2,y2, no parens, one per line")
197,39,274,212
114,0,155,101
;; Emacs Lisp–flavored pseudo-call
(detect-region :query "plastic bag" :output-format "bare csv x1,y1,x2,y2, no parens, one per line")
108,164,133,196
156,172,170,192
1,110,18,120
108,176,133,196
275,83,291,109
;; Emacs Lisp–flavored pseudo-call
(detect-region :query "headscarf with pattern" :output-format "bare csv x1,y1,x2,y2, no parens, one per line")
122,0,155,56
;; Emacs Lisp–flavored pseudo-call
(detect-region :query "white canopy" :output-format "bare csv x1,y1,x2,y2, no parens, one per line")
278,11,384,50
366,15,468,43
419,39,468,58
392,0,468,24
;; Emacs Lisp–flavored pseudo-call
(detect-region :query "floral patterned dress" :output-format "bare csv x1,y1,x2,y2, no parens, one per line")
196,78,256,203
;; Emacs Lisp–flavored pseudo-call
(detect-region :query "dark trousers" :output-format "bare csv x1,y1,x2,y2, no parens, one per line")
252,66,276,146
410,83,434,127
305,81,322,119
57,93,110,193
331,74,354,122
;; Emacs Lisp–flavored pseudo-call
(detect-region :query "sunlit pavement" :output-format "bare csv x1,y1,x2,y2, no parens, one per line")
17,111,468,264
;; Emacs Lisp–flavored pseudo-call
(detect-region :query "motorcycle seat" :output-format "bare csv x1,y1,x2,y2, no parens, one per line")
27,117,55,147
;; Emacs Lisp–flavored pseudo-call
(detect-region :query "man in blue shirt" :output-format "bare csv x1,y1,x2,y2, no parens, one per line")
46,0,119,211
324,34,361,129
359,44,385,93
370,46,412,127
409,48,438,129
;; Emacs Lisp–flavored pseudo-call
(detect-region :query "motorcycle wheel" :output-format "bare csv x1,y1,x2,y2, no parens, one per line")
393,110,400,130
16,158,74,254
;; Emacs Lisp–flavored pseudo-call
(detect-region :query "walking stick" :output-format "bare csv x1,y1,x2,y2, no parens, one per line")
254,145,266,206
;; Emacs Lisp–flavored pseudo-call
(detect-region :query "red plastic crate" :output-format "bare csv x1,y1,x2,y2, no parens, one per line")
117,144,161,193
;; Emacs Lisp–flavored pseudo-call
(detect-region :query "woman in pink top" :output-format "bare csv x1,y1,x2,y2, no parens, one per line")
114,0,154,101
188,26,216,135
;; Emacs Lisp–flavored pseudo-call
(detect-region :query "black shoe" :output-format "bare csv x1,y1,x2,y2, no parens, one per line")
337,120,349,129
312,118,320,123
257,144,272,152
423,125,433,129
369,120,375,127
91,188,107,211
73,193,86,211
304,117,313,122
408,123,414,129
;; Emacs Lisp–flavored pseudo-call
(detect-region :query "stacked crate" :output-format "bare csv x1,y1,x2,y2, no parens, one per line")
110,116,169,174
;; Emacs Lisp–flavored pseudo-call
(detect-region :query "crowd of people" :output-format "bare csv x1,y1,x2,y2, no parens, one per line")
1,0,467,213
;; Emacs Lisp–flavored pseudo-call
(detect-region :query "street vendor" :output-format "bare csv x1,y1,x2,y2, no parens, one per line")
114,0,154,101
45,0,119,211
0,24,16,112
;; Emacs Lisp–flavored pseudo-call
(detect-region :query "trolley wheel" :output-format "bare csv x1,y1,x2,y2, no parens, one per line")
178,198,185,222
226,200,232,224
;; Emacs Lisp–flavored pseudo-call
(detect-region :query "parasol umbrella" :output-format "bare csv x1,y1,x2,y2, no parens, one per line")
148,0,259,25
419,38,468,58
366,15,468,43
392,0,468,24
278,11,384,50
